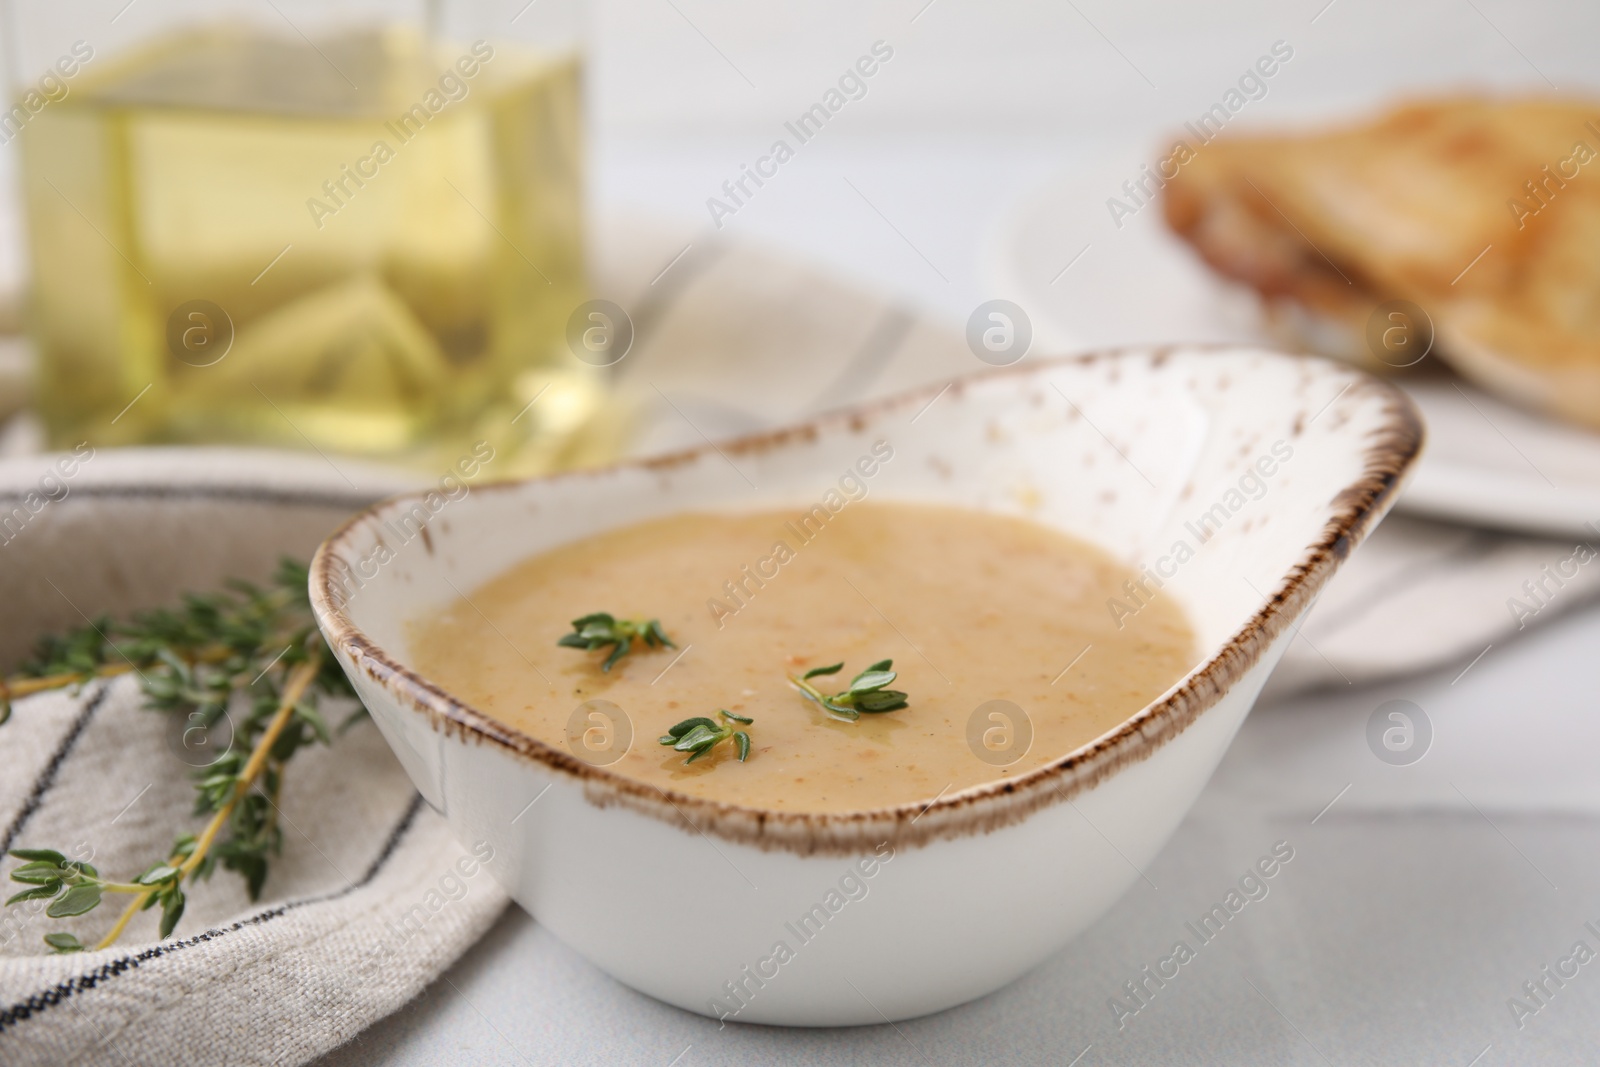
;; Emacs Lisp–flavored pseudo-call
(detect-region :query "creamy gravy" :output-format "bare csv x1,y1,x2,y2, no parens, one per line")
407,503,1197,812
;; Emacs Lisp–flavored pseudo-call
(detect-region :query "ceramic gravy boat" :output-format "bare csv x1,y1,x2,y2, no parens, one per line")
310,346,1422,1025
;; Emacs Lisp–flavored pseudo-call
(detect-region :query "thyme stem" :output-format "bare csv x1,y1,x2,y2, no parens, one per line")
92,653,319,951
5,640,287,695
93,889,146,952
4,663,134,699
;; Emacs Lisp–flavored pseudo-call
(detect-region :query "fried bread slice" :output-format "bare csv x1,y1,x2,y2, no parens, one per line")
1164,98,1600,429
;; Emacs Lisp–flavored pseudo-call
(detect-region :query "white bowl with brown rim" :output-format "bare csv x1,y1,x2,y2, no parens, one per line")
309,346,1422,1026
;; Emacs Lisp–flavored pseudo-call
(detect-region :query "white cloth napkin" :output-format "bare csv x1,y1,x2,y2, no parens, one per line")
0,450,517,1067
1264,513,1600,698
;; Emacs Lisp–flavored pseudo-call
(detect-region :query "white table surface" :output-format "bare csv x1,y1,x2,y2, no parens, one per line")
309,124,1600,1064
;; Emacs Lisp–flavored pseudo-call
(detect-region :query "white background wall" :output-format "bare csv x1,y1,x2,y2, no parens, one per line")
589,0,1596,135
2,0,1596,315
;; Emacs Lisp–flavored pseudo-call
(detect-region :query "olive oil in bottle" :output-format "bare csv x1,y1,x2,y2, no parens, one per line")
21,24,606,472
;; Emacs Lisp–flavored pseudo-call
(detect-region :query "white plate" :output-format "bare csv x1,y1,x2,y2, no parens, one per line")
985,158,1600,539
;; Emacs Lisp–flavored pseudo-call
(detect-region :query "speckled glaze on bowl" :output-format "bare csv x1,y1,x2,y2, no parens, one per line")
309,346,1422,1026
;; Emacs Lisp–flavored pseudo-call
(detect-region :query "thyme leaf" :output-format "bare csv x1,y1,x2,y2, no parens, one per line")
557,613,675,671
787,658,909,723
658,709,754,766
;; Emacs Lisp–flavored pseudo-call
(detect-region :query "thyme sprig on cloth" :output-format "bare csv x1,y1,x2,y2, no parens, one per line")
2,560,356,952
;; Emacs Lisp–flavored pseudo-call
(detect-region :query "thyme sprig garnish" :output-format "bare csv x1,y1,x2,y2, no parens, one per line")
2,560,357,953
557,613,675,671
787,659,909,722
659,709,753,765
